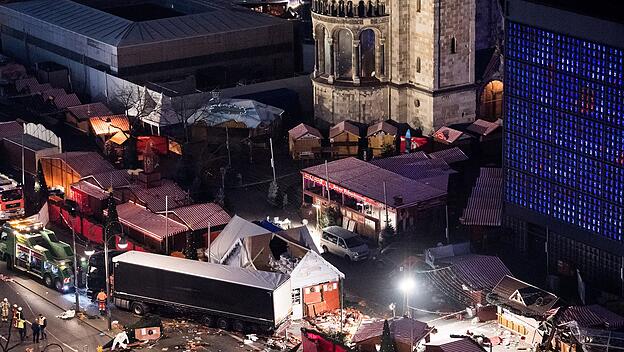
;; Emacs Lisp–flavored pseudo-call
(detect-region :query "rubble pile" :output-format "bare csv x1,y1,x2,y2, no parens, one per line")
308,308,367,340
160,320,221,351
268,253,300,275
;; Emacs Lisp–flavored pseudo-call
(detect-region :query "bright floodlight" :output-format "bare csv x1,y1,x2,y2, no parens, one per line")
399,277,416,293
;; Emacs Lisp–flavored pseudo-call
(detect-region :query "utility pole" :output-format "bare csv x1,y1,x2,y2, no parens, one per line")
207,222,211,263
269,138,276,182
383,181,389,226
165,196,169,254
21,131,25,187
445,204,450,244
226,127,231,168
324,160,330,203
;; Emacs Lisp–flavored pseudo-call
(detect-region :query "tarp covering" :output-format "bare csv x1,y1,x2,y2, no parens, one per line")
290,251,343,289
113,251,289,291
207,215,271,263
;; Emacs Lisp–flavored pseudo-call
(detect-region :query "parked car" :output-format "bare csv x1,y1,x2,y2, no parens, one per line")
321,226,370,261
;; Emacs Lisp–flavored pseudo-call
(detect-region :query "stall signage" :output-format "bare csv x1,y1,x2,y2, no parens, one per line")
303,173,382,207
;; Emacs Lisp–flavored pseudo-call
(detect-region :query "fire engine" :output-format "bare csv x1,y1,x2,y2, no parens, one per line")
0,173,24,220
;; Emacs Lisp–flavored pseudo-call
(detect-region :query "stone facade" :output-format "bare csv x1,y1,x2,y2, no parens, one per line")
311,0,496,134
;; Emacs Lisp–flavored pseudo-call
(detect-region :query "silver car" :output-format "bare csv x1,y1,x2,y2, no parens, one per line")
321,226,370,261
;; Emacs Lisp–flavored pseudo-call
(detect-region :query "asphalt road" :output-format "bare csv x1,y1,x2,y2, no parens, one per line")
0,278,109,351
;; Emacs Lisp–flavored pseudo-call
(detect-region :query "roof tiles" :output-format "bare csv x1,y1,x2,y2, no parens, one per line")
67,103,112,121
171,202,231,231
288,123,322,140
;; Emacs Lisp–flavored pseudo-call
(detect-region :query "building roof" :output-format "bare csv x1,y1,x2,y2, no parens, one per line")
466,119,503,136
170,202,231,231
557,305,624,330
288,123,322,140
433,126,465,144
0,121,23,139
188,99,284,129
128,179,190,213
82,169,131,190
353,317,432,347
1,0,287,47
423,255,512,305
208,215,271,263
51,92,81,109
427,338,487,352
40,88,66,101
490,275,558,318
289,251,344,289
116,202,188,240
303,157,446,209
329,121,360,139
70,180,109,200
89,115,130,135
367,121,398,137
43,152,115,176
109,131,128,145
461,167,503,227
15,77,40,93
428,147,469,164
4,134,57,151
66,103,112,121
369,153,455,192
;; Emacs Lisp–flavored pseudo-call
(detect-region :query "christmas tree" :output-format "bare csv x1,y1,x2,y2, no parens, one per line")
184,232,198,260
379,320,396,352
34,160,49,212
105,192,121,242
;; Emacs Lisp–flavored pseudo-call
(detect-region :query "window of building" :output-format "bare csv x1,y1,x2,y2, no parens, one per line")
360,29,376,78
416,57,421,73
450,37,457,54
416,0,421,12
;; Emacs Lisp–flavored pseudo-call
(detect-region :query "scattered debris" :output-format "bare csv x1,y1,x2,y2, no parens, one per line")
56,309,76,320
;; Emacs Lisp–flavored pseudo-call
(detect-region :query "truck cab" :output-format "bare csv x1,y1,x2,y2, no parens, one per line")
0,218,75,292
0,173,24,220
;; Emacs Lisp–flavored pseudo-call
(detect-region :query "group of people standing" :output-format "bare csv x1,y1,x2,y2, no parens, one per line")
1,298,47,344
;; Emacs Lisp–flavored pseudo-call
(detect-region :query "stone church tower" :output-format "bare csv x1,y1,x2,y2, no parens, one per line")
311,0,478,134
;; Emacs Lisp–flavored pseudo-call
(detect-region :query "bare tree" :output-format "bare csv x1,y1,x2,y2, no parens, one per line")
109,84,160,168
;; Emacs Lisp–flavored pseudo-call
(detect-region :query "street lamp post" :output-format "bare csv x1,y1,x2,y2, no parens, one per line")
87,220,128,331
58,210,80,313
399,277,415,318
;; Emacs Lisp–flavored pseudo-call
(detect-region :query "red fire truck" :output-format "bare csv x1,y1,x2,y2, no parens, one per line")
0,173,24,221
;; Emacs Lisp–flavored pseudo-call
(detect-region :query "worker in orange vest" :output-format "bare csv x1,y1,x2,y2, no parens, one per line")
96,290,107,315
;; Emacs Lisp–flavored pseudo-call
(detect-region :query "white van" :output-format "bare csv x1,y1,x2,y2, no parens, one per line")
321,226,370,261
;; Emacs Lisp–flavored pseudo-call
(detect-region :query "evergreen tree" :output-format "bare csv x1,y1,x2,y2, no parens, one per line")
379,223,395,248
33,160,49,212
104,193,121,241
267,180,279,206
379,320,396,352
184,232,198,260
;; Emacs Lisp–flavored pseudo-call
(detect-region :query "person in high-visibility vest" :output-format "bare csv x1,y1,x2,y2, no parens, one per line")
16,318,26,341
96,290,107,315
1,298,10,322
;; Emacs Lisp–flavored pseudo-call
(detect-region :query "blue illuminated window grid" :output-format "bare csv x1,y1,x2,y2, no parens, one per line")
505,21,624,242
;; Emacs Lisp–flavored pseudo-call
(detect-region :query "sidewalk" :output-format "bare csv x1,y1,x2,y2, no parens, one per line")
7,272,131,338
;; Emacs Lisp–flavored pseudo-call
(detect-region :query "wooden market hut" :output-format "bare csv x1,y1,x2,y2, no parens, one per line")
367,121,398,157
288,123,323,160
329,121,360,158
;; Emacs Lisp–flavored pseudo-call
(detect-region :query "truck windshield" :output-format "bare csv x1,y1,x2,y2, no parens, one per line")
1,190,21,202
344,236,365,248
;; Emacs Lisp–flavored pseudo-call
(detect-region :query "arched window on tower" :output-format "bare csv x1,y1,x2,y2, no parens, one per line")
416,0,421,12
324,32,332,74
336,29,353,79
416,57,421,73
480,80,504,121
360,29,376,78
450,37,457,54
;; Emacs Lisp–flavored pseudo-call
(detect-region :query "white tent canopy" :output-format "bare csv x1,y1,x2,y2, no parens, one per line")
289,251,344,289
207,215,271,263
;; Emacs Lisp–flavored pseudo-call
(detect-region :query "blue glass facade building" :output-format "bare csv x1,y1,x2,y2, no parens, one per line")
504,0,624,292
